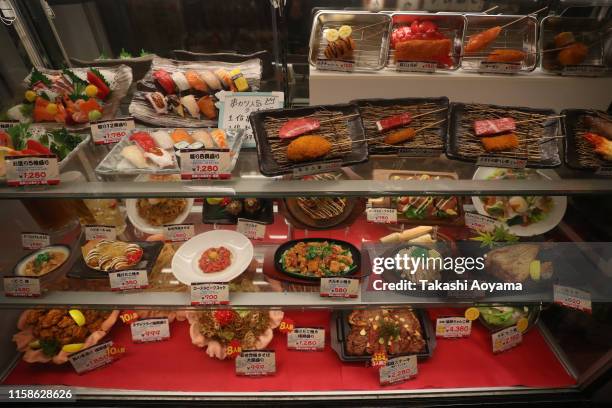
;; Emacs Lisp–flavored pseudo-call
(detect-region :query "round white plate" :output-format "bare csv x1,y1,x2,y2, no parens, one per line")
471,167,567,237
171,230,253,284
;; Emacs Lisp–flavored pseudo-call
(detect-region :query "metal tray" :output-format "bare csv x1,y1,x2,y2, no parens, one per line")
461,14,538,72
352,97,449,156
446,102,562,168
95,128,243,179
202,198,274,225
562,109,612,171
309,11,392,71
387,12,466,71
274,238,361,282
331,308,435,362
249,103,368,177
67,240,163,280
540,15,612,76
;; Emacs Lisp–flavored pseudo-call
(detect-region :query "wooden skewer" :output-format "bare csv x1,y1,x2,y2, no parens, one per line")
483,5,500,14
514,115,565,125
339,119,447,146
499,6,548,30
318,113,360,124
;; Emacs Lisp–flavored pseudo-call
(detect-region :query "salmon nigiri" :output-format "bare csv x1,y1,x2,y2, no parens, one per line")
185,70,209,92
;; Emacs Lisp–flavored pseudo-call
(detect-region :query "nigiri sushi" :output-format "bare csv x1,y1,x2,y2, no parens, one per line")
180,95,200,119
171,129,194,144
130,131,157,152
151,130,174,149
211,129,228,149
200,70,222,91
121,145,148,168
145,92,167,114
214,69,236,91
191,130,214,148
197,96,217,120
171,72,190,92
144,148,174,168
185,70,209,92
153,69,175,95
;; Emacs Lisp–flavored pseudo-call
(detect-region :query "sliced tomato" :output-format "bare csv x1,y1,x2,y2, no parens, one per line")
26,140,52,155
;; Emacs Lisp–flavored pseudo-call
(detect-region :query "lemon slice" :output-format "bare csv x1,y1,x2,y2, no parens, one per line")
69,309,86,327
62,343,85,353
46,103,58,115
338,25,352,39
206,197,223,205
25,90,37,102
516,317,529,333
529,260,541,281
464,307,480,321
324,28,339,42
85,84,99,98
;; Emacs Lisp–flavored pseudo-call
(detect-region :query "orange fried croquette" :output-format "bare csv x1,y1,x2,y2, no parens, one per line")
286,135,332,162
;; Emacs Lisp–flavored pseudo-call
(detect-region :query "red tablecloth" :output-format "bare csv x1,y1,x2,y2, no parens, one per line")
3,309,575,392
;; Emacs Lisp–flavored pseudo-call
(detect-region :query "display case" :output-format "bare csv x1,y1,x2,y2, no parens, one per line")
0,0,611,405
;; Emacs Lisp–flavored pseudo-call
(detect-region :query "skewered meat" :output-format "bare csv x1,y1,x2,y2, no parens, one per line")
486,49,526,63
279,118,321,139
474,118,516,136
383,128,416,145
465,26,502,53
286,135,332,162
583,116,612,139
583,132,612,161
376,112,412,132
481,133,519,152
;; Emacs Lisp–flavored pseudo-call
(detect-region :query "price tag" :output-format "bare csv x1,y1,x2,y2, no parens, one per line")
0,120,19,130
464,212,501,232
492,325,522,353
397,148,441,158
180,149,231,180
554,284,592,313
235,350,276,376
562,64,606,77
436,317,471,338
595,166,612,177
287,327,325,351
84,225,116,241
68,341,117,374
163,223,195,242
236,218,266,240
6,155,59,186
21,232,50,250
476,155,527,169
379,355,417,386
320,277,359,298
130,318,170,343
366,208,397,224
315,59,354,72
397,61,437,73
292,160,341,177
90,118,135,145
108,269,148,291
190,282,230,305
479,61,521,74
216,91,284,148
3,276,41,297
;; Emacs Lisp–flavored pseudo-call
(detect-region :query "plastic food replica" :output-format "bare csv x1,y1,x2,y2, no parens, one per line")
82,240,144,272
391,20,452,67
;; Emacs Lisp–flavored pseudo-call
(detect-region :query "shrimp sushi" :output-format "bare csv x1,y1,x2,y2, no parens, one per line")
191,130,214,148
171,72,190,92
214,69,236,91
121,145,148,168
185,70,209,92
200,70,222,91
170,129,194,144
211,129,228,148
151,130,174,149
180,95,200,119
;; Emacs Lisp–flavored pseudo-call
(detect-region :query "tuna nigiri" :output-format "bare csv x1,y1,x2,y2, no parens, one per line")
121,145,148,168
184,70,209,92
170,129,194,144
153,69,175,95
130,131,157,152
180,95,200,119
191,130,214,148
151,130,174,149
465,26,502,53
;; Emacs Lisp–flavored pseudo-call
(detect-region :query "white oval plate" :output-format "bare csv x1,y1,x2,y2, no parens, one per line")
171,230,253,284
126,197,194,235
471,167,567,237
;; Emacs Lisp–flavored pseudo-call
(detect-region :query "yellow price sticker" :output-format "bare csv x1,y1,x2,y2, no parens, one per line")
516,317,529,333
465,307,480,321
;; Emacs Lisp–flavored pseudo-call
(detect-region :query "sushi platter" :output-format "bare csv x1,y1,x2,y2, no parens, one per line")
130,56,262,127
3,65,133,130
95,127,243,178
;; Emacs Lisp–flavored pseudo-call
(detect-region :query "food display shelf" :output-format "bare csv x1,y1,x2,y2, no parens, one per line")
2,151,612,198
